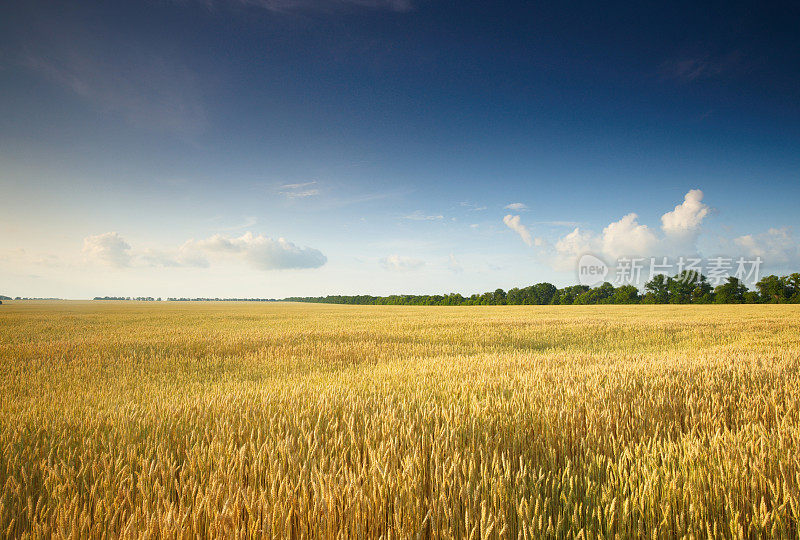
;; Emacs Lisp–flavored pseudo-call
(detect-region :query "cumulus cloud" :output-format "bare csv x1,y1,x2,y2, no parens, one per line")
601,213,658,259
83,231,326,271
191,232,327,270
554,228,600,271
661,189,709,238
83,232,132,268
549,190,710,272
380,255,425,271
505,202,528,211
735,228,799,265
503,215,534,246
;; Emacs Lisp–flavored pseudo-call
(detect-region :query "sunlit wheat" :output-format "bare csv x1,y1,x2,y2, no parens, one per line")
1,302,798,538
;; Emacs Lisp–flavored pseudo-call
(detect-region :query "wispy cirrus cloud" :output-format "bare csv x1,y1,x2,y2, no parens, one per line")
504,202,528,211
659,52,746,83
281,181,317,190
503,214,542,247
447,253,463,274
19,14,208,136
217,216,259,231
459,202,487,211
403,210,444,221
280,181,320,198
380,254,425,271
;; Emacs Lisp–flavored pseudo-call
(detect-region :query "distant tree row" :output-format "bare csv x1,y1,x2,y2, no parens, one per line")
94,296,160,301
164,298,277,302
285,272,800,306
92,297,278,301
6,297,62,301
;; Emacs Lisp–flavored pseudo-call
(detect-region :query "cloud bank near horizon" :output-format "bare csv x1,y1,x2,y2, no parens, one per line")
83,232,327,271
501,189,799,273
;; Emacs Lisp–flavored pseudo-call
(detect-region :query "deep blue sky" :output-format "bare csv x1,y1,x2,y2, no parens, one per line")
1,0,798,298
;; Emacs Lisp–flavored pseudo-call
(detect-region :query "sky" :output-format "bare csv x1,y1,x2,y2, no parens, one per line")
1,0,799,298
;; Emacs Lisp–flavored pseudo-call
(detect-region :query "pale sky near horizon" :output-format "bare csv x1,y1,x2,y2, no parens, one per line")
1,1,799,298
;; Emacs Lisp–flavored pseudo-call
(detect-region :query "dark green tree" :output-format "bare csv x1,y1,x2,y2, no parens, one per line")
690,274,714,303
667,271,699,304
506,287,522,305
612,285,640,304
492,288,507,305
756,275,787,303
533,283,557,305
714,277,748,304
644,274,670,303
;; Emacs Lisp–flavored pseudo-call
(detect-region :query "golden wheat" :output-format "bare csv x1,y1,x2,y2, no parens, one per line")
1,301,799,538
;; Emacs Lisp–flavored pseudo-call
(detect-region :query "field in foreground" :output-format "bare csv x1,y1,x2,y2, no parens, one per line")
1,302,799,538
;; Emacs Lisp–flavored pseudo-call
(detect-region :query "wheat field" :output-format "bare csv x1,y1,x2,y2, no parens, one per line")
1,301,799,538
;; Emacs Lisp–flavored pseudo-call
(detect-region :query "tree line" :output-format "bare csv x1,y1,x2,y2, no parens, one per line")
93,297,278,302
285,272,800,306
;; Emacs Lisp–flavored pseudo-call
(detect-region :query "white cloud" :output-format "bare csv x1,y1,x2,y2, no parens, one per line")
661,189,709,238
380,255,425,271
735,228,799,265
280,181,319,199
503,214,533,246
404,211,444,221
281,181,316,190
0,249,63,269
82,232,132,268
140,242,210,268
552,213,656,270
548,190,705,272
84,231,325,271
601,213,658,259
448,253,463,274
505,202,528,211
191,232,327,270
554,228,600,271
284,189,319,199
460,202,487,211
